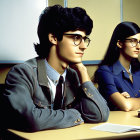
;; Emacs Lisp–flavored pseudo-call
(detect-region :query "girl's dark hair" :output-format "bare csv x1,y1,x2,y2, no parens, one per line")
34,5,93,58
100,21,140,66
93,21,140,83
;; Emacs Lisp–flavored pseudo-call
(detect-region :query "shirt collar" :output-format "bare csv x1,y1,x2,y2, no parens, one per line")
112,60,127,75
45,60,66,85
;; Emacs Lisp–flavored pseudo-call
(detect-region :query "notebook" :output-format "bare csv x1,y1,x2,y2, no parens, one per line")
91,123,140,133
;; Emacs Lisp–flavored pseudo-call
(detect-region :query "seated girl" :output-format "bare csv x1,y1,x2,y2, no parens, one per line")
93,21,140,111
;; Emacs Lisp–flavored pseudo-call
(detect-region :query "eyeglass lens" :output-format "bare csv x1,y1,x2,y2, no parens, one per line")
74,35,90,47
125,38,140,47
64,34,90,47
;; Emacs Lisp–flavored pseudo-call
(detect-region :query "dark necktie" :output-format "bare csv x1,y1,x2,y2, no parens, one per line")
53,76,64,110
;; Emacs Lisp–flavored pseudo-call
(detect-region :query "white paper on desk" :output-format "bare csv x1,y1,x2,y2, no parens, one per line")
91,123,140,133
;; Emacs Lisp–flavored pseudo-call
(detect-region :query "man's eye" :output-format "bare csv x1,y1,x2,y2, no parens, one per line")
131,39,137,43
75,35,81,40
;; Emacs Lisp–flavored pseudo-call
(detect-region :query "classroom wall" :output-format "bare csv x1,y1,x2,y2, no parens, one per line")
0,0,140,84
0,65,12,84
0,0,46,63
67,0,121,62
123,0,140,26
48,0,64,7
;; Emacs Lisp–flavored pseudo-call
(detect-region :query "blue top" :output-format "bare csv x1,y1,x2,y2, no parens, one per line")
96,60,140,110
45,60,66,85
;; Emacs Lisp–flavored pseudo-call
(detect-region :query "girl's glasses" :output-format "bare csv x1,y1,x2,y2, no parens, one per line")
125,38,140,47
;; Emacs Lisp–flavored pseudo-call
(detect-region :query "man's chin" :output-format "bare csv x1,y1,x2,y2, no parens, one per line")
69,61,82,65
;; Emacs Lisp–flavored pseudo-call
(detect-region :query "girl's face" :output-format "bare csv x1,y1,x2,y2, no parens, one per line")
118,33,140,60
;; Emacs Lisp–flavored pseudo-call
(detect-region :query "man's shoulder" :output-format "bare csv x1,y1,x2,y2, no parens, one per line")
10,57,38,72
24,57,38,67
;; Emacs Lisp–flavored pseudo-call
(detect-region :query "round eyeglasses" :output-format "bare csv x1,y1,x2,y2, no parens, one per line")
63,33,91,47
125,38,140,47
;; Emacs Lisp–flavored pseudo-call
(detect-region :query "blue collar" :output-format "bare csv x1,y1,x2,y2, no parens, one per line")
45,60,66,85
112,60,129,75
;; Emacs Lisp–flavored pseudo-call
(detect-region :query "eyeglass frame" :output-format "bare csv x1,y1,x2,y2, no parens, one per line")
124,38,140,47
63,33,91,47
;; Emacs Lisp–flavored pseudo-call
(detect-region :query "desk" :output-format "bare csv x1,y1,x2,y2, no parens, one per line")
7,111,140,140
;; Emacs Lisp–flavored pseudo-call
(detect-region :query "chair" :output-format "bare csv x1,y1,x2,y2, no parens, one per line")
0,84,5,93
0,84,5,140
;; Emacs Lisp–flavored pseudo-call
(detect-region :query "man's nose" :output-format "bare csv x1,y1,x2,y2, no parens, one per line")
79,40,87,49
136,41,140,49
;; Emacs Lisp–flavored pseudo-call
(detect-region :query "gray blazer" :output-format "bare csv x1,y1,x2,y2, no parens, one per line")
1,57,109,132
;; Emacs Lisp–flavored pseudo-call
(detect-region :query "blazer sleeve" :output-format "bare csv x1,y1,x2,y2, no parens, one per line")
70,68,110,123
77,81,110,123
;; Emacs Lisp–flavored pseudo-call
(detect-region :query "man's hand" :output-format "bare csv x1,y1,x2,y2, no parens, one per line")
70,63,90,83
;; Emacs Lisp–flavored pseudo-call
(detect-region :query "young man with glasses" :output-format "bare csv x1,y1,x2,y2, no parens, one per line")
1,5,109,132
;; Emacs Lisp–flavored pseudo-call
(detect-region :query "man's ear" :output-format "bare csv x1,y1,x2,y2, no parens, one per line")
117,40,123,48
48,33,57,45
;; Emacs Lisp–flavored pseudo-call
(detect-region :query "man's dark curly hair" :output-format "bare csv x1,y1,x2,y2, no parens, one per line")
34,5,93,58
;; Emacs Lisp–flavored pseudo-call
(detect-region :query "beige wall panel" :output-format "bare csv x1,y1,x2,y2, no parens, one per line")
67,0,121,61
123,0,140,26
0,65,12,84
48,0,64,6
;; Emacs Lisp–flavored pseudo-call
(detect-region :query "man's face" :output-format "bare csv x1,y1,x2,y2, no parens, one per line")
56,30,89,64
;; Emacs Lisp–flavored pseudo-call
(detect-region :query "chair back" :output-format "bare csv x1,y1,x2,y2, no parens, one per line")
0,84,5,93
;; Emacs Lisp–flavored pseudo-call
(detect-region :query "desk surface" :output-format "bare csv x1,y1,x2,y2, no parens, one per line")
8,111,140,140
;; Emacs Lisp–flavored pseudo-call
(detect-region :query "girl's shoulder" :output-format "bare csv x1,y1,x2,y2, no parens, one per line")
98,65,112,72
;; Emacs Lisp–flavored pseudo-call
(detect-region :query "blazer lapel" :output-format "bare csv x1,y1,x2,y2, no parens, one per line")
37,58,49,87
63,69,79,107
